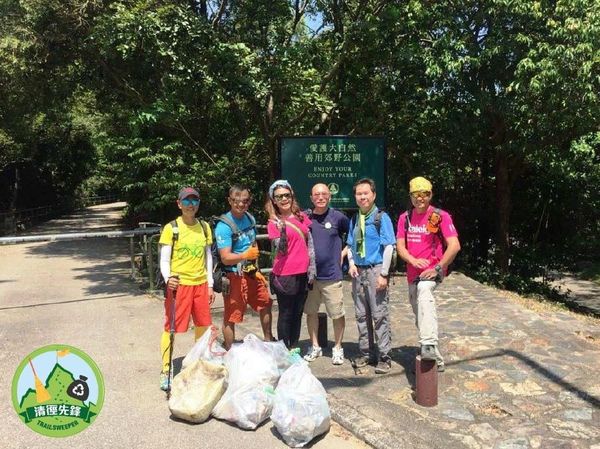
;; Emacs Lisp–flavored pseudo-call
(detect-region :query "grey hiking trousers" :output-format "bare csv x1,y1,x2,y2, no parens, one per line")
351,264,391,360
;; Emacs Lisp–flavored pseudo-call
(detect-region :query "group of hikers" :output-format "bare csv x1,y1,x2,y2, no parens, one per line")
158,176,460,390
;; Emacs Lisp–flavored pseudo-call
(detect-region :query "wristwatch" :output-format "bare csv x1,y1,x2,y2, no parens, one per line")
434,264,442,273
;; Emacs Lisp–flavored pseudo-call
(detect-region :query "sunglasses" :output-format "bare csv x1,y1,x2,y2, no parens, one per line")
411,191,431,199
229,197,251,205
273,193,292,201
181,198,200,206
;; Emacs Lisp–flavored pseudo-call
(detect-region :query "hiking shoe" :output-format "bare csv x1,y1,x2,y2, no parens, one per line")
159,371,172,391
421,345,437,361
331,346,344,365
353,355,370,368
374,358,392,374
303,346,322,362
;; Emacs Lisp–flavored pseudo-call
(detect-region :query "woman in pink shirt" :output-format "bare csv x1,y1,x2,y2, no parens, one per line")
266,180,315,348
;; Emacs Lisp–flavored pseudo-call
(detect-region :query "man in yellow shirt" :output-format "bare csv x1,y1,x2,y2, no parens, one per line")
158,187,215,391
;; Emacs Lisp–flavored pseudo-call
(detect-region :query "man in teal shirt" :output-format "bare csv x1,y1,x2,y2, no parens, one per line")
215,185,273,349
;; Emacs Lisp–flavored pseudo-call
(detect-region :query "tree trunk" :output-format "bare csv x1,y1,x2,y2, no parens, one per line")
494,151,511,275
9,166,19,211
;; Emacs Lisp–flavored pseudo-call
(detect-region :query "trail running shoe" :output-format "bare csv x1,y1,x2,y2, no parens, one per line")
331,346,344,365
159,371,171,391
374,358,392,374
303,346,323,362
353,355,370,368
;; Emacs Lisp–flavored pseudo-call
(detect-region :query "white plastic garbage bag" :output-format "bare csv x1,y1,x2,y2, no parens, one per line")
212,383,275,430
271,362,331,447
261,340,297,374
168,360,227,423
223,334,281,388
212,334,280,429
182,325,226,368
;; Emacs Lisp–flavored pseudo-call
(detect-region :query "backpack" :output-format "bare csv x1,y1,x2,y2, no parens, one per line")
403,207,451,274
351,209,398,275
211,212,257,293
155,218,211,294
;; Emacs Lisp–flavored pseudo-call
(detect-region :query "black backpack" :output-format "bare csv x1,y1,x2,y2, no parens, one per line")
211,212,257,293
155,218,211,293
350,209,398,274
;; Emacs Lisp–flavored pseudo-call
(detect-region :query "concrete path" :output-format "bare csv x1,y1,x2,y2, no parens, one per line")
237,272,600,449
0,203,368,449
548,274,600,316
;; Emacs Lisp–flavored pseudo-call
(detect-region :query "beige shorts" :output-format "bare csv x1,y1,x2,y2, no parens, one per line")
304,280,345,319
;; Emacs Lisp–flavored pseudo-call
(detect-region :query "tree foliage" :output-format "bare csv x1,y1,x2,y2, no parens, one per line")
0,0,598,293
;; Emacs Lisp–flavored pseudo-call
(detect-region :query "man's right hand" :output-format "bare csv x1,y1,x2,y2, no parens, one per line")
411,257,429,269
348,265,359,278
167,276,180,290
242,246,259,260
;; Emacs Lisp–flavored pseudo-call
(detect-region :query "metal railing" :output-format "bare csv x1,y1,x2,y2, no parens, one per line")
0,222,272,292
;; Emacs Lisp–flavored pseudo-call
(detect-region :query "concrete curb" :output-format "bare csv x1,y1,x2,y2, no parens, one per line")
328,392,432,449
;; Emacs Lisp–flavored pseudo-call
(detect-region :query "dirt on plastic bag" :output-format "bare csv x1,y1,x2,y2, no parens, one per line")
168,359,227,423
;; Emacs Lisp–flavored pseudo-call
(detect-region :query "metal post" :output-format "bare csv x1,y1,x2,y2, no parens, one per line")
415,355,438,407
129,237,136,279
317,312,328,349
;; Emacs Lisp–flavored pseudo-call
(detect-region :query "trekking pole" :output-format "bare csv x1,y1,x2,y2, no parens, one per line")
166,276,178,400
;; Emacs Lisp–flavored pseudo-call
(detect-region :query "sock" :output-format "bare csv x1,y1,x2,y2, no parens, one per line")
194,326,208,341
160,331,172,373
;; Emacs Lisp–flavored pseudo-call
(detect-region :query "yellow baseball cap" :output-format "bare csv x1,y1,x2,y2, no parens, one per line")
409,177,432,193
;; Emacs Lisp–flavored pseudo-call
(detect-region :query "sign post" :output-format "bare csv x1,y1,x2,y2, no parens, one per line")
278,136,387,209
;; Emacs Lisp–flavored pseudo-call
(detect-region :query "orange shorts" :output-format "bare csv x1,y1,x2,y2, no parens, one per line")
164,283,211,333
223,272,272,323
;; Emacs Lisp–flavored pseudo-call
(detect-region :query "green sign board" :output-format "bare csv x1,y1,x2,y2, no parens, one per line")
278,136,387,209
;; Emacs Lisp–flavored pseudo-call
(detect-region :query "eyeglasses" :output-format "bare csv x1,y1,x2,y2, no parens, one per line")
411,191,431,199
229,197,251,205
181,198,200,206
273,193,292,201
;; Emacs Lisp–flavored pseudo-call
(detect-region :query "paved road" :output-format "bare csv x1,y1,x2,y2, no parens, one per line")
0,203,369,449
3,203,599,449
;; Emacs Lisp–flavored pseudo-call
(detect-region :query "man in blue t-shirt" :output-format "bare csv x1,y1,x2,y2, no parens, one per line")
303,183,350,365
347,178,396,374
214,185,273,349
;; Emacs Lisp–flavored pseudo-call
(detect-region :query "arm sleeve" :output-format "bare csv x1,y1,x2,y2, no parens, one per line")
205,245,214,288
160,245,172,282
347,247,354,264
380,244,394,277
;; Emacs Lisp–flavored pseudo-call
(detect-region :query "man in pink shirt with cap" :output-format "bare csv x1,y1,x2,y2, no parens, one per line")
396,177,460,372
